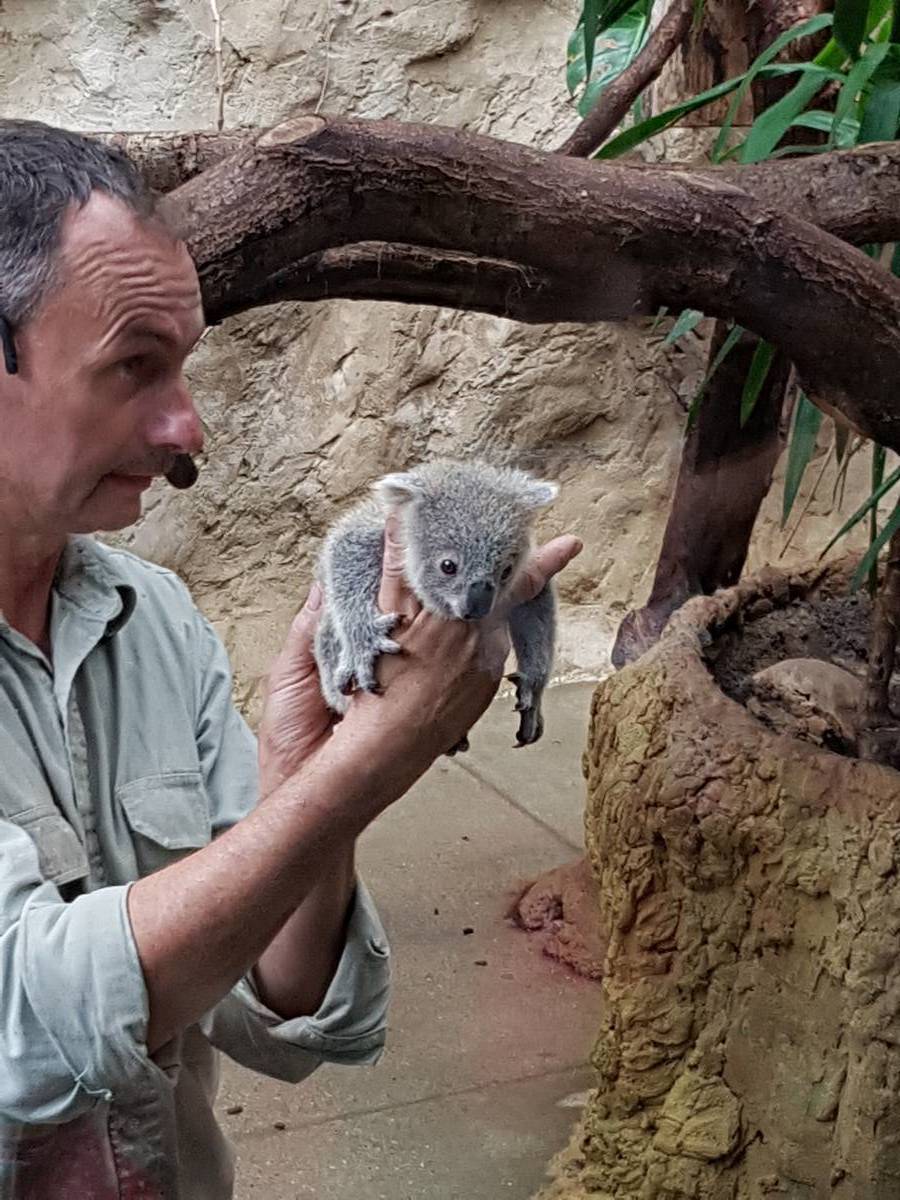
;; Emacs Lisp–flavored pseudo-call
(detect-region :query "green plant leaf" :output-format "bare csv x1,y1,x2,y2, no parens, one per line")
852,499,900,590
594,61,838,159
711,13,834,162
835,0,871,60
782,393,823,527
739,67,834,163
576,5,652,116
595,75,751,158
663,308,704,346
686,324,743,431
859,44,900,141
739,340,776,426
833,40,891,145
583,0,600,81
788,108,862,144
820,461,900,557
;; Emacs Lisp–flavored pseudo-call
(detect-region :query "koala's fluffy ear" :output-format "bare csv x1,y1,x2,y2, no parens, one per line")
374,472,424,508
522,479,559,509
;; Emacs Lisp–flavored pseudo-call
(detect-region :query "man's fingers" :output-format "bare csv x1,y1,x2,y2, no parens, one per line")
377,514,419,619
268,582,323,692
508,535,583,607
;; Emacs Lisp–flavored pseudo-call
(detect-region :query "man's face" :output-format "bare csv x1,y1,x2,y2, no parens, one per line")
1,191,206,538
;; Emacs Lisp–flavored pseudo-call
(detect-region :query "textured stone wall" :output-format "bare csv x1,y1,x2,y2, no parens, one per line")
0,0,880,717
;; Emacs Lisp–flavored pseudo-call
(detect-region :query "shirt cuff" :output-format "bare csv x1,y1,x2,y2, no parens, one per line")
204,878,391,1081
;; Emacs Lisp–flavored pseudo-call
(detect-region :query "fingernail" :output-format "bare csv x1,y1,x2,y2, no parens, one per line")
306,581,323,611
385,514,402,544
573,538,584,555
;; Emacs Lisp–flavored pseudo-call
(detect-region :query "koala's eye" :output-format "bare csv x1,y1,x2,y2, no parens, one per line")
440,559,458,576
500,564,513,582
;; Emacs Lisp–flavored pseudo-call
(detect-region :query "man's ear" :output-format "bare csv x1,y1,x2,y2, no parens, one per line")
522,479,559,509
373,471,425,508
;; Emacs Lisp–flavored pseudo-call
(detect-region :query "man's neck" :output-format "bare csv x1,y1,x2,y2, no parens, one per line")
0,529,66,658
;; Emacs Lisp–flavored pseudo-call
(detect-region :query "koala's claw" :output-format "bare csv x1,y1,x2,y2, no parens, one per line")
446,735,470,757
507,672,544,746
515,707,544,746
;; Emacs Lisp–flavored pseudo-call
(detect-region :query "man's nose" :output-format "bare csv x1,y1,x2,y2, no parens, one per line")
147,378,204,457
462,579,495,620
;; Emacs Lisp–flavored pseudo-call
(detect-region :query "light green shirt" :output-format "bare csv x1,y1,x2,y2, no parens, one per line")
0,536,391,1199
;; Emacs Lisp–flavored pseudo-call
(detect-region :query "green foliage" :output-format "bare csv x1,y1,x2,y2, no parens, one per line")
782,394,823,526
567,2,652,117
566,0,900,585
686,324,743,431
739,341,776,426
835,0,872,60
712,13,834,161
578,0,648,85
663,308,704,346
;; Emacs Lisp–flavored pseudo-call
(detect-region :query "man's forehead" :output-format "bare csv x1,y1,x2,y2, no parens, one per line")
57,193,203,329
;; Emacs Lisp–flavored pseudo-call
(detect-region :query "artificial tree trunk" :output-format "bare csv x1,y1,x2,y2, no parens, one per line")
538,564,900,1200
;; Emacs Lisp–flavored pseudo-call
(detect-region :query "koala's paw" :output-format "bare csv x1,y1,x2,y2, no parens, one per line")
336,613,402,696
445,735,470,757
507,672,545,747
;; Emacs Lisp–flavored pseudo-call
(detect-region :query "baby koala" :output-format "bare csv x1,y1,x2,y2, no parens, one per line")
314,459,559,749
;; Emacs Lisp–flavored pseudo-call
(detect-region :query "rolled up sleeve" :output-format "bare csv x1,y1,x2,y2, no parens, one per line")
191,609,393,1082
202,879,391,1082
0,820,160,1123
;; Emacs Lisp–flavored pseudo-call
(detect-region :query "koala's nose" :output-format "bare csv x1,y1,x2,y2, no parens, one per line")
463,579,495,620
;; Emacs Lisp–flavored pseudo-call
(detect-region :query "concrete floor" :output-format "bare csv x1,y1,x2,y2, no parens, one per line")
217,682,602,1200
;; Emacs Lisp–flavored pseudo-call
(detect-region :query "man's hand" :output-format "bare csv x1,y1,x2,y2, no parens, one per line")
257,582,334,798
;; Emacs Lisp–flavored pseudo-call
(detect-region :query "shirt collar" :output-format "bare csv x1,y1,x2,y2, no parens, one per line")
53,536,137,639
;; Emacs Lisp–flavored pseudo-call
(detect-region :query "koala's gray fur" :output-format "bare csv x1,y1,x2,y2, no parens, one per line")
313,459,559,749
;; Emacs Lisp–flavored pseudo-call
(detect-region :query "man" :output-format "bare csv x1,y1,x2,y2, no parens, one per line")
0,120,581,1198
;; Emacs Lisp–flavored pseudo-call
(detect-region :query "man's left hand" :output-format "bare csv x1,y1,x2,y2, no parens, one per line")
258,582,334,797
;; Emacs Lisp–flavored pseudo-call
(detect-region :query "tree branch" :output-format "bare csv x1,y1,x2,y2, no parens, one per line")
95,128,900,247
153,114,900,450
557,0,697,159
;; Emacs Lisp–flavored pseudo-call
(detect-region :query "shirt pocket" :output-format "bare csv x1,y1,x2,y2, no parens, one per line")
116,772,212,878
13,806,89,888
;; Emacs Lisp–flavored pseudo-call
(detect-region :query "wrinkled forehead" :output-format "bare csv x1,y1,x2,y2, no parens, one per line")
51,193,203,343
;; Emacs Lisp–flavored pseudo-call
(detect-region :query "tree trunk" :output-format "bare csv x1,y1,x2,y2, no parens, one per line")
612,0,832,666
539,565,900,1200
613,328,791,666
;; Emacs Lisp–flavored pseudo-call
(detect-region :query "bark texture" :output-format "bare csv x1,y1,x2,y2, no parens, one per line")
612,327,791,667
151,116,900,451
538,565,900,1199
100,129,900,248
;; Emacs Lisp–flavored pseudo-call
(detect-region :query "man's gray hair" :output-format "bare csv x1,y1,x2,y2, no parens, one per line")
0,119,155,325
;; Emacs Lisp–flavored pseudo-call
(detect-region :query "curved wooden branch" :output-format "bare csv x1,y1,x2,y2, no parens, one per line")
557,0,697,158
155,114,900,451
95,130,900,246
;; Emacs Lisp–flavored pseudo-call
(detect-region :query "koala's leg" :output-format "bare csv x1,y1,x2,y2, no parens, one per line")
314,610,350,715
507,583,556,746
323,522,401,696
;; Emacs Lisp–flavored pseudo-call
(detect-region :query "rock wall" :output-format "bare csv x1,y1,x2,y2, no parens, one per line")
0,0,882,717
